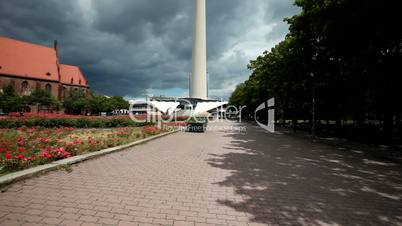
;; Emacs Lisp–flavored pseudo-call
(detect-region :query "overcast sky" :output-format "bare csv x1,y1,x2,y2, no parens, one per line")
0,0,299,100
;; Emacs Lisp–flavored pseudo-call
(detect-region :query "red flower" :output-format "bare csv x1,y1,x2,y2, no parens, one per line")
38,147,71,160
0,147,6,153
14,154,25,160
38,151,52,159
17,136,24,145
88,137,99,145
18,147,27,152
5,152,11,160
40,138,49,143
73,139,83,145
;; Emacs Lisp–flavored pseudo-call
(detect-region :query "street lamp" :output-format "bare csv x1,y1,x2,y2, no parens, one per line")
311,72,316,138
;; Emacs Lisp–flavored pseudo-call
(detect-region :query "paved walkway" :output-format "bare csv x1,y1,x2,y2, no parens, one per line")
1,122,402,226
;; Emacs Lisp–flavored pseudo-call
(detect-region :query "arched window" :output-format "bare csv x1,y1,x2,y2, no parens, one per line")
45,84,51,94
62,87,67,99
21,81,28,92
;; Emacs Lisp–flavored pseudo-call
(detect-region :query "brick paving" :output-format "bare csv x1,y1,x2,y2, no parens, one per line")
1,121,402,226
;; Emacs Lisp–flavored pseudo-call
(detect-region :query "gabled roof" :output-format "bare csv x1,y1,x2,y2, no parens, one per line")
0,36,59,81
60,64,88,87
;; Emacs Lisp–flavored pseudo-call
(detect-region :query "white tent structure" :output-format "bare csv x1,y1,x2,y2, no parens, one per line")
130,98,227,116
149,101,180,115
194,101,227,114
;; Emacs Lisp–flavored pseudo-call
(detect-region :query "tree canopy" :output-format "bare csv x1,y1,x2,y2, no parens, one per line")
63,91,129,115
229,0,402,139
0,86,22,113
0,85,129,115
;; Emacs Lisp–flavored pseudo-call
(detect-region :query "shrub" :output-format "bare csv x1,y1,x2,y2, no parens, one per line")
0,115,154,128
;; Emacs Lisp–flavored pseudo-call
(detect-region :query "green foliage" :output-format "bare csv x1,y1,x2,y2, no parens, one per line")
63,90,129,115
230,0,402,137
0,85,127,116
0,86,22,113
63,90,88,115
0,117,152,129
107,96,130,110
23,89,60,109
0,86,61,113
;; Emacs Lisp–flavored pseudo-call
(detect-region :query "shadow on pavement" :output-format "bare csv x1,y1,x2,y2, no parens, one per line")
207,122,402,226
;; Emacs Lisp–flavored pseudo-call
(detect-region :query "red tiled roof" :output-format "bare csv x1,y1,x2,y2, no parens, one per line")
0,36,59,81
60,64,88,87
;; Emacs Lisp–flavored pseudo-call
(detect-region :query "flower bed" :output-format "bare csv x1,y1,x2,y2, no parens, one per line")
0,125,163,174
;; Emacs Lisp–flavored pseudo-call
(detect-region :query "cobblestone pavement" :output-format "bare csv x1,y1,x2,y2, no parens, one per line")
1,122,402,226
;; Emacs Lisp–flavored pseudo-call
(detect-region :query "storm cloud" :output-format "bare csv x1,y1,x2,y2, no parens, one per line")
0,0,299,99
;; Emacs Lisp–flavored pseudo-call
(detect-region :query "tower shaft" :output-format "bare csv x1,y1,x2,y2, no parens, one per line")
190,0,208,100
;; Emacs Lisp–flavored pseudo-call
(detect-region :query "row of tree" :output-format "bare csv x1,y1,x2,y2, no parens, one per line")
0,86,60,113
0,85,129,115
229,0,402,141
63,90,129,115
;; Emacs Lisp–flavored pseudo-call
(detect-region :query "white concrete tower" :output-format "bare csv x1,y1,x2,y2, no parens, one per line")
190,0,208,100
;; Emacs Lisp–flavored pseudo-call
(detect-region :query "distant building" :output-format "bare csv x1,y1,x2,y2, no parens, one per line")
0,36,89,112
130,96,228,117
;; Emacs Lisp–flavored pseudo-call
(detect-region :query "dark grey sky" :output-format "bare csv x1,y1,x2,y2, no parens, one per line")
0,0,299,99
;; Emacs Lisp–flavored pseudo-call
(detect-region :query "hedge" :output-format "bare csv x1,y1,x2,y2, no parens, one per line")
0,117,153,128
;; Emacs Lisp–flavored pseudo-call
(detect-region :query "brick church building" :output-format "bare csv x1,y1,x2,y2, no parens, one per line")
0,36,89,112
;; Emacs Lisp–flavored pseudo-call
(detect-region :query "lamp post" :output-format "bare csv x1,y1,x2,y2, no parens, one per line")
311,72,316,138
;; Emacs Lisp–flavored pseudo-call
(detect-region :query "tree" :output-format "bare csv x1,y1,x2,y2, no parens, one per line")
23,89,60,110
63,91,129,115
87,92,110,114
63,90,87,115
0,86,22,113
230,0,402,141
107,96,129,111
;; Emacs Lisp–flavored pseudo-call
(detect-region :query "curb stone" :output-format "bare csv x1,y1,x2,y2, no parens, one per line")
0,129,179,188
